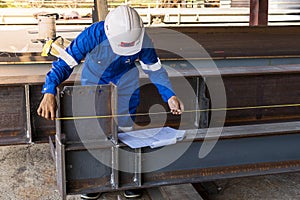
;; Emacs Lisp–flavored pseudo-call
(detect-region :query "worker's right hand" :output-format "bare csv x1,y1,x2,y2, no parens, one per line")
37,93,57,120
168,96,184,115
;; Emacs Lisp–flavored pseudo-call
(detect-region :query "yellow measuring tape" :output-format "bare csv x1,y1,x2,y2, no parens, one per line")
55,103,300,121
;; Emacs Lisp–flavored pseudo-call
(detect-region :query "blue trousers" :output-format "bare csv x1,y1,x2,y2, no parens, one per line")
81,66,140,128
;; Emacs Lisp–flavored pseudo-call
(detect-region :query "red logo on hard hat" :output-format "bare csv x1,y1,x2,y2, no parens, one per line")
120,41,135,47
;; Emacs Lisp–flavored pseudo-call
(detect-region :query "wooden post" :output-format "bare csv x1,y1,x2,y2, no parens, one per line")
250,0,268,26
92,0,109,22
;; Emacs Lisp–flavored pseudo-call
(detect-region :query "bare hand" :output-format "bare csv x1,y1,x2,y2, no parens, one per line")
167,96,184,115
37,93,57,120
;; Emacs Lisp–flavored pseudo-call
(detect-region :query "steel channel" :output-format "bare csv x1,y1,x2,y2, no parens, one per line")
1,57,300,147
199,77,209,128
110,83,118,144
194,77,200,128
62,124,300,196
133,148,142,186
56,136,67,200
110,83,119,189
0,26,300,64
111,145,119,189
66,160,300,194
25,84,32,143
142,160,300,186
56,87,62,142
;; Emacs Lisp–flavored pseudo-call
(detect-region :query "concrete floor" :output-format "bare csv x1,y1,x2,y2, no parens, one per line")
212,173,300,200
0,143,300,200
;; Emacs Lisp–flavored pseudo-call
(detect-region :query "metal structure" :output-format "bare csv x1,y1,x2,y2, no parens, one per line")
53,84,119,198
250,0,268,26
55,114,300,199
1,0,300,25
51,64,300,200
1,24,300,199
1,26,300,144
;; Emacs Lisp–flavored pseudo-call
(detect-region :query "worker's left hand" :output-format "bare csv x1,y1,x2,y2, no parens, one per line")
168,96,184,115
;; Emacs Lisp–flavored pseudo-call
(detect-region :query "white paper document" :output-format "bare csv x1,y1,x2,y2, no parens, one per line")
118,127,186,149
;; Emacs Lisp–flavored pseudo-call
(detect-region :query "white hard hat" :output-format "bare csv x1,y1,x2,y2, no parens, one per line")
104,5,145,56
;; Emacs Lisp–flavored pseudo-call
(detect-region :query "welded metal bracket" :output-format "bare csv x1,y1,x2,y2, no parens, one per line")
55,83,119,200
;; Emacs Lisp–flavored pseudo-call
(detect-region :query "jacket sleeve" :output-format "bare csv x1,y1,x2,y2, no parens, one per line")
42,22,103,95
139,33,175,102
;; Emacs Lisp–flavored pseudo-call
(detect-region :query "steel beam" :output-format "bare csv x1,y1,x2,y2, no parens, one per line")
25,85,32,143
1,26,300,63
1,61,300,145
250,0,269,26
54,84,300,200
0,85,27,145
56,115,300,199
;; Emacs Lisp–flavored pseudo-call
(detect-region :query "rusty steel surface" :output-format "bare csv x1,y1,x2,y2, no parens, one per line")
0,85,28,145
143,160,300,185
207,72,300,126
231,0,250,7
1,63,300,145
1,26,300,64
150,26,300,59
0,25,300,200
250,0,268,26
0,52,55,63
0,26,299,149
30,85,56,142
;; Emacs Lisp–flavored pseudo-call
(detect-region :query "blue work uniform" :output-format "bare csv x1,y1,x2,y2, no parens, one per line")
42,21,175,127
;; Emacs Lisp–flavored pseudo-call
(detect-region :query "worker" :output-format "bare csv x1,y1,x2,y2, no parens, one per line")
37,5,184,200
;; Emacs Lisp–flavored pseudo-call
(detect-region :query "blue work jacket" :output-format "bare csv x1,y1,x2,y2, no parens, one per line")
42,21,175,122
